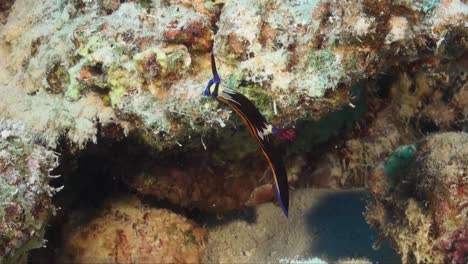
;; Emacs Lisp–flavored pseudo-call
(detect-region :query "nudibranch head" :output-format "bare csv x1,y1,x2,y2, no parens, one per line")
204,77,220,97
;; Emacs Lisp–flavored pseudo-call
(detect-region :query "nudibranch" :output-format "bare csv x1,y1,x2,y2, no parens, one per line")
204,53,295,217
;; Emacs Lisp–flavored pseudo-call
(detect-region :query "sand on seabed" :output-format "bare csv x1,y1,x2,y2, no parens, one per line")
203,188,400,264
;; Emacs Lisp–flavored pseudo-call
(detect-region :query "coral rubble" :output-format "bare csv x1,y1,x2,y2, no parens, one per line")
0,121,59,263
60,196,207,263
366,132,468,264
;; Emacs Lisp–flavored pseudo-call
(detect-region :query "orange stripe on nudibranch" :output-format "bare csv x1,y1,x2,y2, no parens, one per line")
217,97,281,190
218,97,258,138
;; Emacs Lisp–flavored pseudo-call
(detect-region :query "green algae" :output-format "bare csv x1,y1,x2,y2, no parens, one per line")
237,83,275,118
383,144,418,179
308,49,336,72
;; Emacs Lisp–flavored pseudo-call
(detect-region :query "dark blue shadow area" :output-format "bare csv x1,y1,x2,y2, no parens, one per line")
306,192,401,263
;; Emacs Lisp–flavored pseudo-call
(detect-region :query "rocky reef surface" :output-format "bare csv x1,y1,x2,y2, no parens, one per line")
59,196,207,263
366,132,468,264
1,0,465,148
0,121,59,263
0,0,466,262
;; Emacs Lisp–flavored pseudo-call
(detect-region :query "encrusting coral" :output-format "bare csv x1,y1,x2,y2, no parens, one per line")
1,0,465,216
0,120,59,263
1,0,466,150
300,49,466,188
59,196,207,263
366,132,468,264
303,101,418,188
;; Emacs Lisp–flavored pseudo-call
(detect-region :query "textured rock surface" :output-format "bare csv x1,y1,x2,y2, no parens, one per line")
0,0,466,261
366,132,468,264
303,103,417,188
304,50,467,188
60,196,207,263
1,0,465,150
0,121,59,263
0,0,15,24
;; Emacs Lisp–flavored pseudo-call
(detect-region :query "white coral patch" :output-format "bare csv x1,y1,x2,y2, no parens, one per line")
354,16,373,36
385,16,410,44
217,1,263,45
430,0,468,30
239,50,289,85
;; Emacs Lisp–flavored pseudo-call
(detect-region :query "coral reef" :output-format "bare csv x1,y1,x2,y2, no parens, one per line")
299,96,416,188
0,0,466,261
0,0,221,150
388,56,467,132
366,132,468,264
1,0,465,150
0,120,59,263
0,0,465,200
295,39,466,187
127,129,305,211
60,196,207,263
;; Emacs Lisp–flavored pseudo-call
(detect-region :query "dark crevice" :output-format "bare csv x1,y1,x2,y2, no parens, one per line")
0,0,15,24
28,128,256,262
28,134,157,263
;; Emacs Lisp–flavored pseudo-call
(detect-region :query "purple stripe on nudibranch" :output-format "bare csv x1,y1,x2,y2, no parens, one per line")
273,182,289,217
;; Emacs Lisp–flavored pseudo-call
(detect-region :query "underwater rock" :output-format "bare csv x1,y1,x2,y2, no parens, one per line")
0,121,59,263
1,0,465,151
305,102,418,188
60,196,207,263
128,152,289,212
163,21,213,51
126,126,308,212
0,0,467,220
388,58,467,132
365,132,468,264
